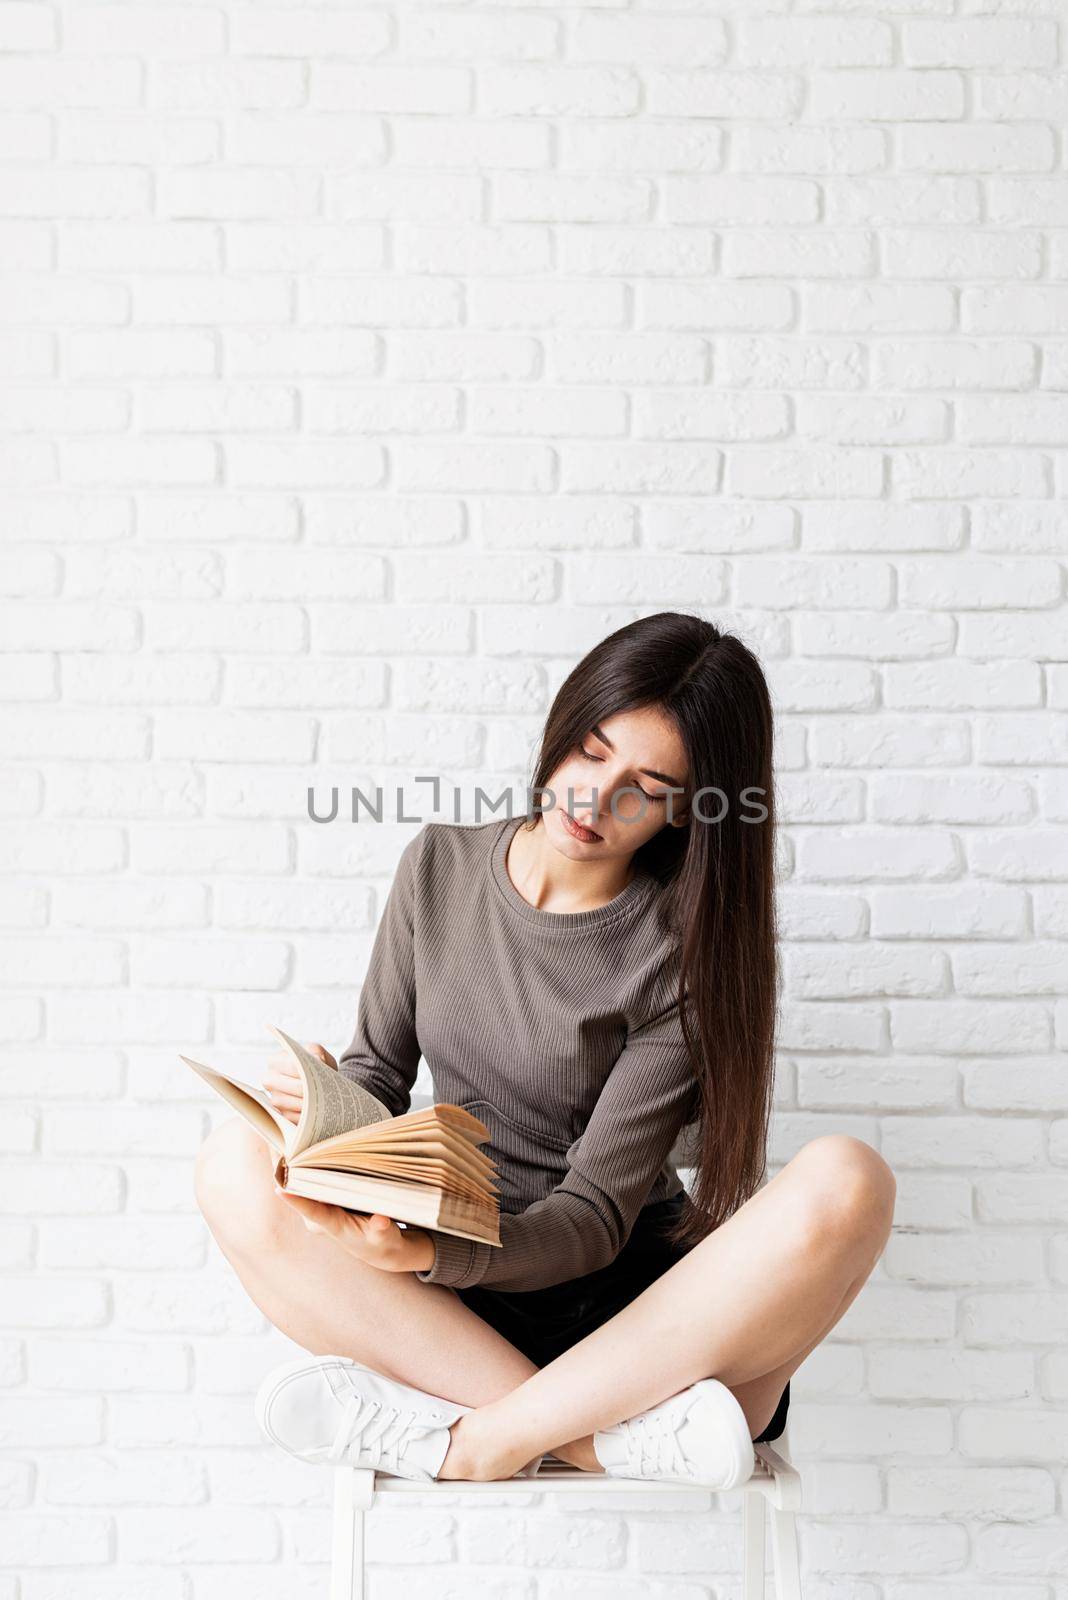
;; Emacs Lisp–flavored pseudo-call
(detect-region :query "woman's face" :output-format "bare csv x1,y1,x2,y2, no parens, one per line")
544,705,690,861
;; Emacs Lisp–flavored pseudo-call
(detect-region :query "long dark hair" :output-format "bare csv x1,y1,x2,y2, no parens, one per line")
524,610,779,1248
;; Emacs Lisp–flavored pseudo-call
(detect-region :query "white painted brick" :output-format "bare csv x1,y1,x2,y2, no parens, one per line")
0,936,125,988
310,605,471,655
796,830,958,882
837,1285,956,1344
0,1219,35,1268
213,879,373,932
797,1404,954,1460
0,769,44,819
39,1217,205,1271
538,1579,701,1600
190,1576,320,1600
21,1574,182,1600
44,1448,205,1505
225,656,388,707
895,448,1042,496
797,1056,957,1112
123,1158,198,1214
143,602,307,654
884,1231,1044,1288
0,711,148,761
741,18,891,68
130,935,290,990
68,325,217,377
887,1173,972,1231
48,991,211,1044
802,1462,882,1517
870,1347,1034,1405
976,1173,1068,1224
631,1511,745,1574
395,658,543,714
786,944,946,1000
968,829,1068,882
0,1337,24,1388
727,447,882,498
458,1510,625,1568
112,1272,268,1336
0,1161,123,1214
902,20,1058,69
959,1407,1068,1463
0,1513,111,1567
1,1278,110,1329
952,947,1066,999
875,338,1036,391
965,1062,1068,1113
394,553,555,604
110,1392,264,1448
43,1106,206,1158
963,1292,1068,1346
65,547,223,601
63,656,221,706
808,70,964,121
52,879,208,929
872,768,1035,818
29,1339,189,1393
881,1115,1045,1168
797,394,947,445
0,996,41,1041
191,1335,295,1395
870,884,1027,939
807,284,956,334
44,755,206,819
117,1508,279,1563
973,1523,1068,1581
805,1517,967,1576
204,1447,333,1508
130,823,291,875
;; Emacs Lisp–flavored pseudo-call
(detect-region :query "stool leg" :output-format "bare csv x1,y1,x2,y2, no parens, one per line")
742,1488,766,1600
769,1504,802,1600
331,1465,374,1600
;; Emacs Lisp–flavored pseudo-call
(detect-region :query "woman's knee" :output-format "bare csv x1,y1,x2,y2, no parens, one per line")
194,1116,280,1252
787,1135,896,1264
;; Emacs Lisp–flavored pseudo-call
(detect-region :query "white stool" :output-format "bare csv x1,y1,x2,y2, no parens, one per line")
329,1435,803,1599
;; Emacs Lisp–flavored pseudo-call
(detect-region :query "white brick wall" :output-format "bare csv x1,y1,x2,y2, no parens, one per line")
3,2,1066,1594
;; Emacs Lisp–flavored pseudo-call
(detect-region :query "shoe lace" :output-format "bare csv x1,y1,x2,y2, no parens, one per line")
327,1391,432,1478
617,1409,688,1480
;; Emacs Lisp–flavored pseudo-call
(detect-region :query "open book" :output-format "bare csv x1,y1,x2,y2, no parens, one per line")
180,1026,501,1248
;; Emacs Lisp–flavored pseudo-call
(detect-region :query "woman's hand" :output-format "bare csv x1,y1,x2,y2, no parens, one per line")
264,1041,337,1126
274,1188,436,1274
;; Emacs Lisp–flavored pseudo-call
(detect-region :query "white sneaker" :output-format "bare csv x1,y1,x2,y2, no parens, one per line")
592,1377,755,1490
255,1354,543,1482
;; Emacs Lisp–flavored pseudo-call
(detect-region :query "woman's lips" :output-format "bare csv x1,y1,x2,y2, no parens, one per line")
562,810,602,842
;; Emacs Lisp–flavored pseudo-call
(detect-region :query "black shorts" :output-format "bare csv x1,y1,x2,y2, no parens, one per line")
457,1191,790,1446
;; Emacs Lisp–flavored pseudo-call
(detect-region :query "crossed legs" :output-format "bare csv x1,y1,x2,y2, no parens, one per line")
194,1119,895,1479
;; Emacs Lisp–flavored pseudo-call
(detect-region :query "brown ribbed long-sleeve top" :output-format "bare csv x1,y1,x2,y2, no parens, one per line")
337,815,697,1293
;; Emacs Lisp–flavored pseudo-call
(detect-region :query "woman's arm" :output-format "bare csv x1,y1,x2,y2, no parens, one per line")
335,829,424,1117
414,996,698,1293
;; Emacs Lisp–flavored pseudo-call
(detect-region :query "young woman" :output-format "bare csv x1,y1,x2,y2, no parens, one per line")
195,611,896,1487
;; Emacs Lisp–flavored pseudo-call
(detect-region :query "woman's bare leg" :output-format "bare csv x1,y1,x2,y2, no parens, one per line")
438,1134,896,1480
194,1116,543,1403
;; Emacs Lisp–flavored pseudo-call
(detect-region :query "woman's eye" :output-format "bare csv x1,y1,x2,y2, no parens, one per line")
578,746,666,805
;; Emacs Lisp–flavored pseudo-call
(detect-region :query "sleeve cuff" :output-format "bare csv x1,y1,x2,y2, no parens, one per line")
414,1229,496,1289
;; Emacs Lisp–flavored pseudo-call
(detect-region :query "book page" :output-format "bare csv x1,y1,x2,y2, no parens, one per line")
180,1055,294,1155
270,1026,392,1157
